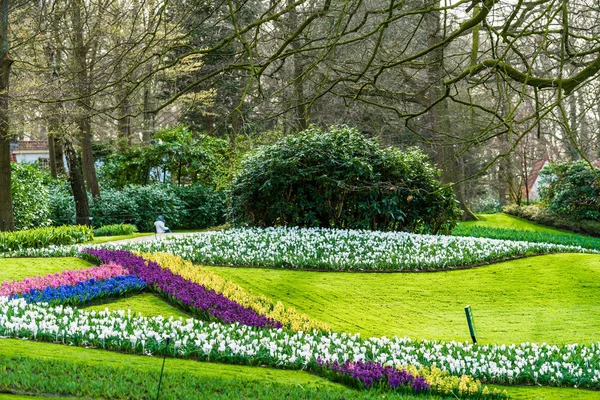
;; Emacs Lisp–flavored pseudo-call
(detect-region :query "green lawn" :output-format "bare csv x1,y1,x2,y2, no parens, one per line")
83,292,192,319
2,254,599,399
0,339,338,389
0,257,91,281
461,213,576,235
207,253,600,344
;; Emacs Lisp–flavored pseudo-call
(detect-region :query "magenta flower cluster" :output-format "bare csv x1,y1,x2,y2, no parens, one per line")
82,248,282,329
0,263,129,297
322,360,430,393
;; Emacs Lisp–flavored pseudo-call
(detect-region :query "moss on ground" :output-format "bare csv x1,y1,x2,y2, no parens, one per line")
460,213,576,235
0,258,91,281
83,292,192,319
207,253,600,344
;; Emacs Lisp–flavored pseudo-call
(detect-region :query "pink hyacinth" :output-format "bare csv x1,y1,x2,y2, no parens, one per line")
0,263,129,297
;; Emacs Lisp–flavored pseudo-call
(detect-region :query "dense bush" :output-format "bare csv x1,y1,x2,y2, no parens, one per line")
170,184,227,229
90,185,186,231
539,161,600,221
48,180,76,226
94,224,138,236
502,204,600,237
229,126,460,234
98,125,229,188
0,226,94,252
49,184,225,232
11,163,52,230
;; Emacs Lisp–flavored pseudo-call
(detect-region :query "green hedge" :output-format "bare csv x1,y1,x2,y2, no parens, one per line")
94,224,139,237
49,183,226,232
0,225,94,252
503,204,600,237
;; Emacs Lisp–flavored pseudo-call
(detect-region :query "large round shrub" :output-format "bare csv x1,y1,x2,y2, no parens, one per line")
229,126,460,233
539,161,600,221
11,163,51,230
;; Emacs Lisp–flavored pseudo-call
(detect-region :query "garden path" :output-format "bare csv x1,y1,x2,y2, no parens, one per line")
103,232,206,245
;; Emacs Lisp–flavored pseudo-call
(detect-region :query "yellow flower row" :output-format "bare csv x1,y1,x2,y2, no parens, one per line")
403,364,507,398
138,252,330,332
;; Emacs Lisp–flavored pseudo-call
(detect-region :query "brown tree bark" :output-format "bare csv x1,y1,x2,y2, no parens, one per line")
64,139,90,225
287,0,308,131
0,0,14,231
425,4,476,221
71,0,100,198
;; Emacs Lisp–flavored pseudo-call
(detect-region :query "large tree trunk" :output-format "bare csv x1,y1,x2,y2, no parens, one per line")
72,0,100,198
425,3,476,221
64,139,90,225
0,0,14,231
287,0,308,131
142,83,155,143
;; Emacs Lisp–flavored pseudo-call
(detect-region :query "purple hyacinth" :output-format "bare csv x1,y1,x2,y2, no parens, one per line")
325,360,430,392
83,249,282,329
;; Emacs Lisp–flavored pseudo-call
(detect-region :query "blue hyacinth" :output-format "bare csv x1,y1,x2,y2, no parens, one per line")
11,275,147,306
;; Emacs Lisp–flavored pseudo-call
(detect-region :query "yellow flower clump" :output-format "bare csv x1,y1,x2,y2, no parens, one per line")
138,252,329,332
401,364,507,398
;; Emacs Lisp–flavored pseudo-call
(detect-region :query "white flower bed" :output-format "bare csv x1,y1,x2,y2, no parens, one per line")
1,297,598,388
2,227,594,271
116,227,594,271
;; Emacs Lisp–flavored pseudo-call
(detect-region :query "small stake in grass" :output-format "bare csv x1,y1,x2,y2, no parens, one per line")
156,337,170,400
464,305,478,344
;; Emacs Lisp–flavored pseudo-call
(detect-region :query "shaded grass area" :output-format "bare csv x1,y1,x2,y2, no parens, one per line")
207,253,600,344
82,292,192,319
0,258,91,281
0,339,443,400
459,214,576,234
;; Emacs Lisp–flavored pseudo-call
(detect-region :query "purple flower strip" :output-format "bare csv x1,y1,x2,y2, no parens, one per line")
82,249,281,329
326,360,430,392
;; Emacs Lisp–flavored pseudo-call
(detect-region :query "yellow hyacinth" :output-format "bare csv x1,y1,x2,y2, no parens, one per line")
138,252,329,332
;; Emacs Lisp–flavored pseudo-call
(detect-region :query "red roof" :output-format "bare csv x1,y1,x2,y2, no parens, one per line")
14,140,49,151
522,156,549,199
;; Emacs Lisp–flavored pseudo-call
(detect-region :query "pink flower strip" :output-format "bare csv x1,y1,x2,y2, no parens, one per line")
0,263,130,297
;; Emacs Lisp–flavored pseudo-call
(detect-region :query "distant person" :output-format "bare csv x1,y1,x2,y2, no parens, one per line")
154,216,172,234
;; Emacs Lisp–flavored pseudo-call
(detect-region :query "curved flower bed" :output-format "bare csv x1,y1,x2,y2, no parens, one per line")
3,227,596,272
0,263,129,297
0,298,598,390
12,275,146,306
83,249,281,329
139,252,329,332
109,227,597,271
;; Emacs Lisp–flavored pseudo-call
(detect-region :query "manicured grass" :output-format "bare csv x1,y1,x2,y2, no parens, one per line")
207,253,600,344
88,233,154,244
491,385,600,400
0,339,337,388
0,258,91,281
0,339,445,400
83,292,192,319
460,213,576,235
